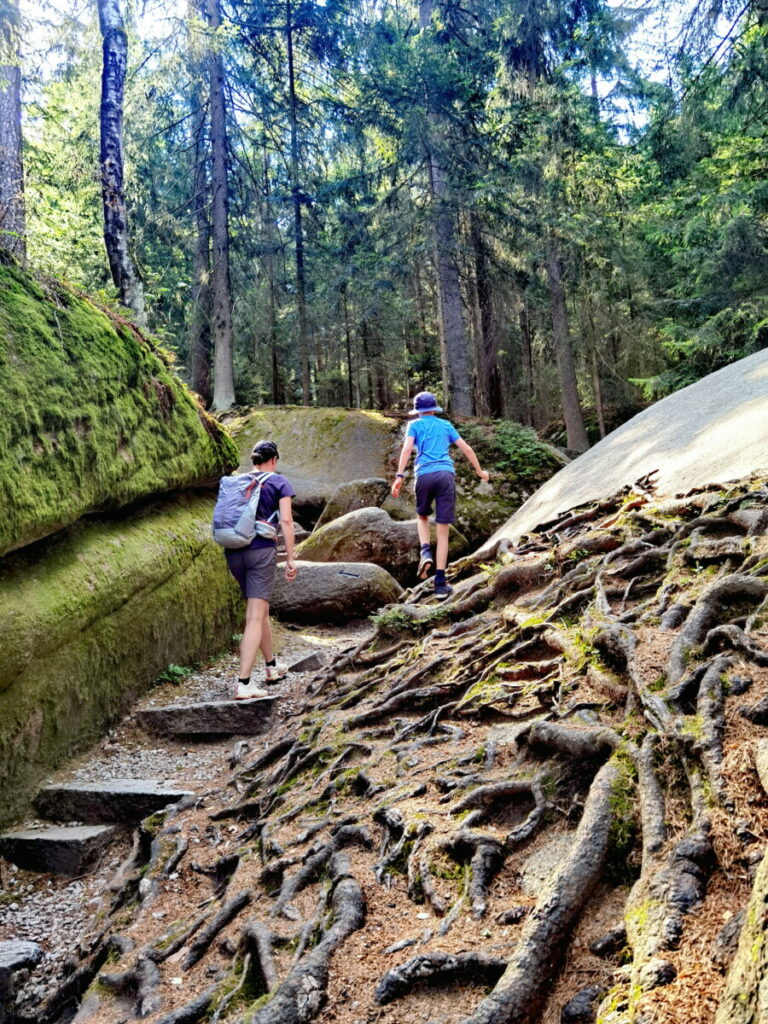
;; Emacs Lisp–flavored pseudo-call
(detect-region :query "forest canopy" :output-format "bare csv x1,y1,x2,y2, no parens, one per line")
6,0,768,443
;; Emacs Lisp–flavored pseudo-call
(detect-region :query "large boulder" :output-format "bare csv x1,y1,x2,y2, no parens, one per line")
0,257,238,556
296,506,469,585
314,477,390,530
225,407,401,522
0,494,241,828
271,560,403,622
481,348,768,552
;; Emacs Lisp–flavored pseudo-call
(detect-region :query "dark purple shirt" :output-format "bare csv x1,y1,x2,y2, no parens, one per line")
246,472,295,549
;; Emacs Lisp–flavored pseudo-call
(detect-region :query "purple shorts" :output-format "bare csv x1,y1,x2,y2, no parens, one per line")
415,471,456,524
225,545,277,600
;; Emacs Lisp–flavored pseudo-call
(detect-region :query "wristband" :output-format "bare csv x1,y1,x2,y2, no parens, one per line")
396,473,405,478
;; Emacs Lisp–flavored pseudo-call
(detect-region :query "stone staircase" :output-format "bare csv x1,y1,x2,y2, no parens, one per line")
0,651,329,1013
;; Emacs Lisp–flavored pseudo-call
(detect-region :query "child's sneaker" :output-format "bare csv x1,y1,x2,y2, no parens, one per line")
417,551,434,579
235,680,269,700
434,580,454,600
265,660,289,683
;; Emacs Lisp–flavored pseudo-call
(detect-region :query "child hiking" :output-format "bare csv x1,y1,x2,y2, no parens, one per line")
217,439,297,700
391,391,489,599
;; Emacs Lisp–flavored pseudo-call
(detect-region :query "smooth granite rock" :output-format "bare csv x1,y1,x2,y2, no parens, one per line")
271,561,403,622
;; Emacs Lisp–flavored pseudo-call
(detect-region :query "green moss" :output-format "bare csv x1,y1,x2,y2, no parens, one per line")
0,257,238,556
0,495,242,828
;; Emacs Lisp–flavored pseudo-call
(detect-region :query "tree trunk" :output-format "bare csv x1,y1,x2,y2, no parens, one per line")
187,3,212,405
342,287,354,407
286,0,311,405
518,300,534,428
0,1,24,261
470,212,501,418
96,0,145,326
263,139,284,405
420,0,472,417
546,246,589,452
207,0,236,411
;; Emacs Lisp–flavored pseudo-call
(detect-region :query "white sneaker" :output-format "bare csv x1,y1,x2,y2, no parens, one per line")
235,680,269,701
264,660,289,683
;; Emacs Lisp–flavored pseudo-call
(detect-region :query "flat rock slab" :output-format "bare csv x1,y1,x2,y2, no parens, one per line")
137,698,277,736
0,825,117,876
34,780,194,825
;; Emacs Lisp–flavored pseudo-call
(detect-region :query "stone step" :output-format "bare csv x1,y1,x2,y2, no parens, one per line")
0,825,117,876
34,779,193,825
136,697,277,737
289,650,328,674
0,941,43,1011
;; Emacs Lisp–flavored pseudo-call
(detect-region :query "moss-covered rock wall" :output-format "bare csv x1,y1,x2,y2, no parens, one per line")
0,257,238,555
0,495,242,828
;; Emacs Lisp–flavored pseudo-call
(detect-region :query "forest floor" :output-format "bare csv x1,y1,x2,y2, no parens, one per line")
6,474,768,1024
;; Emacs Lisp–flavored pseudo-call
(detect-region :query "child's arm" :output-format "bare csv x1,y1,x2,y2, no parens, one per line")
455,438,490,483
391,435,415,497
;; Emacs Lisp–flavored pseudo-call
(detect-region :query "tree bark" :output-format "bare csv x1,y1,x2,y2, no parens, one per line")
518,300,534,427
420,0,473,417
187,2,212,405
469,212,501,418
96,0,145,325
0,0,24,261
207,0,236,410
546,246,589,452
286,0,311,405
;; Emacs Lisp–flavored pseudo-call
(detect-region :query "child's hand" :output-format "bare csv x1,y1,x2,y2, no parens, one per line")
391,477,403,497
478,470,490,483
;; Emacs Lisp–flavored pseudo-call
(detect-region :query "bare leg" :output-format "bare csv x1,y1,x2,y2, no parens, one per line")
260,613,274,663
239,598,269,678
435,522,450,571
417,515,431,547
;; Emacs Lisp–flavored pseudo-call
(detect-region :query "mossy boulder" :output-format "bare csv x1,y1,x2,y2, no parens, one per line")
296,507,469,585
225,407,401,521
0,257,238,555
314,478,390,530
0,494,242,828
451,421,567,547
271,559,403,622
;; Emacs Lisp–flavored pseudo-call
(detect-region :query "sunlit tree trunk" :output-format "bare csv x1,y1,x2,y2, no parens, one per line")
207,0,236,410
546,246,589,452
420,0,473,417
0,0,24,261
96,0,145,325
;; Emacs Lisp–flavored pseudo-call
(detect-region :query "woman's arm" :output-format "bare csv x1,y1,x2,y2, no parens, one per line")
279,495,297,581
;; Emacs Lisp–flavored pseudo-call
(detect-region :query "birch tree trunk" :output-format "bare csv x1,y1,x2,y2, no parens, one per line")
207,0,236,411
420,0,473,417
0,0,24,261
546,246,589,452
96,0,145,326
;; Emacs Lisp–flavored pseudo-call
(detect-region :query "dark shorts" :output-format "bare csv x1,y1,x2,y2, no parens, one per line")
225,545,277,600
415,471,456,524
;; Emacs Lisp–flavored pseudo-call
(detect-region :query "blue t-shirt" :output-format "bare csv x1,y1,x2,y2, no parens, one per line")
406,415,461,476
246,472,296,549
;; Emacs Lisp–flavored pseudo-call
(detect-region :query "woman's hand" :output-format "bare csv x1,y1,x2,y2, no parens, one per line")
285,559,297,582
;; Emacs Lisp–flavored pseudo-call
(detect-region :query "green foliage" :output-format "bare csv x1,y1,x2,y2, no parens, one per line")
156,664,194,684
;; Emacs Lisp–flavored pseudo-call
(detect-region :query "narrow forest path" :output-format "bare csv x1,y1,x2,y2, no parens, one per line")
4,475,768,1024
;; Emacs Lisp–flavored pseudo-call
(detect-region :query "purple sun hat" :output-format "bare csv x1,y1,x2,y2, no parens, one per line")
409,391,443,415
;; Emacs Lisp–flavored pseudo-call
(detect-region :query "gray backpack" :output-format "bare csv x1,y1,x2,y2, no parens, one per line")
212,472,279,548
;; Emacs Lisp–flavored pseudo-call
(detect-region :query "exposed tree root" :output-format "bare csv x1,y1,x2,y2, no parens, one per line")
271,825,371,918
457,756,622,1024
375,952,508,1004
182,889,252,969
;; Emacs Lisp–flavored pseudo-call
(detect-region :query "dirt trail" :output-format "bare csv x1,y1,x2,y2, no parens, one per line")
7,476,768,1024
